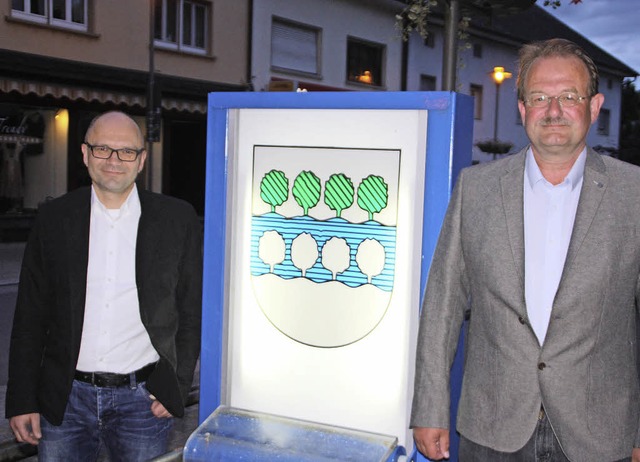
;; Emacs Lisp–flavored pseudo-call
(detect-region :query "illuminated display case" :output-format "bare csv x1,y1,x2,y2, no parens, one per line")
185,91,473,461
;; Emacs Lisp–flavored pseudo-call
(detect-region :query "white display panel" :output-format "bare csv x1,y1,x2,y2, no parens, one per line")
223,108,427,450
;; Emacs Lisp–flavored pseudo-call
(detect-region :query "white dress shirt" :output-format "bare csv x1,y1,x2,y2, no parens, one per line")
524,148,586,345
76,185,159,373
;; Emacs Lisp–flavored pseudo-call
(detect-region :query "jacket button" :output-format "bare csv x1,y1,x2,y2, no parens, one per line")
518,316,526,324
538,362,546,370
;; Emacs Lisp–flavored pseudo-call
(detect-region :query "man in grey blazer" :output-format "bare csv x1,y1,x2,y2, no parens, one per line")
6,111,202,461
411,38,640,462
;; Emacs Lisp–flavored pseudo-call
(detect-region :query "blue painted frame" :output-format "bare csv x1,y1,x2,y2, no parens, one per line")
200,91,473,461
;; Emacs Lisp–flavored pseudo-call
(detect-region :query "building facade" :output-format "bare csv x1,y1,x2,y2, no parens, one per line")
0,0,251,217
1,0,636,223
251,0,636,163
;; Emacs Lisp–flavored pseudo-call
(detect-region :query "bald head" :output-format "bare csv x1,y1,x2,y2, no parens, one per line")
85,111,144,148
82,111,147,209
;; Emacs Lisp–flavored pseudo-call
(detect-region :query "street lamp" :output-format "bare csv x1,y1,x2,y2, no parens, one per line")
490,66,512,142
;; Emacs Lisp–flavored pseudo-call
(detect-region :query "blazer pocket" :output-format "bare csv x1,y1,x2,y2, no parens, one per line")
146,358,185,418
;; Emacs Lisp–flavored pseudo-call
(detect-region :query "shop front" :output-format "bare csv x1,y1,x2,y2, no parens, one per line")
0,51,247,240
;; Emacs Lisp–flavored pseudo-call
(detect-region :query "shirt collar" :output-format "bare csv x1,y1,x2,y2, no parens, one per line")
90,184,141,217
525,147,586,190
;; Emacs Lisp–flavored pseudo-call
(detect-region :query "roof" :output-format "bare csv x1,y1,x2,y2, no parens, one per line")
470,4,638,77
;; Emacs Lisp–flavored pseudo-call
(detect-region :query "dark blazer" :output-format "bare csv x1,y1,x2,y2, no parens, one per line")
5,187,203,424
411,148,640,462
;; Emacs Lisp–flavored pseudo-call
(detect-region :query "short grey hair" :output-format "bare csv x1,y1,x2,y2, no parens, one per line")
516,38,599,101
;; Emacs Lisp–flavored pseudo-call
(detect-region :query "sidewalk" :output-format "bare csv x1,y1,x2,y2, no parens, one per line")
0,242,25,286
0,243,25,450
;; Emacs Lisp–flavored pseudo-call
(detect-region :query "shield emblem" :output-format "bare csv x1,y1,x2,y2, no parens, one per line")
250,146,399,348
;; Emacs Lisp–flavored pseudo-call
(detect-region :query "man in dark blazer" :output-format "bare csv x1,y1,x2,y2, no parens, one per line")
411,39,640,462
5,111,202,461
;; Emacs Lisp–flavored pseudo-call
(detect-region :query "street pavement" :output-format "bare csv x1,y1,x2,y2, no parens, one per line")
0,242,24,447
0,241,24,287
0,242,200,460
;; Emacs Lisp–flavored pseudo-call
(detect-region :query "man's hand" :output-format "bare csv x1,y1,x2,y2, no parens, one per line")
9,413,41,446
413,427,450,460
149,397,172,418
632,447,640,462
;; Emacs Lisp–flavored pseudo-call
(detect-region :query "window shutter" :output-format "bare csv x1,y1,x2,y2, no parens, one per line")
271,21,318,74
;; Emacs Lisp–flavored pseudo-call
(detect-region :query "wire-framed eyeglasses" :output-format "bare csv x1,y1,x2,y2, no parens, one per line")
84,142,144,162
523,92,588,108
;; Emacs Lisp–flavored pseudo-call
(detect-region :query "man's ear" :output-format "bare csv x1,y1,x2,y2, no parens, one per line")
589,93,605,125
517,99,527,125
81,143,89,167
137,150,148,174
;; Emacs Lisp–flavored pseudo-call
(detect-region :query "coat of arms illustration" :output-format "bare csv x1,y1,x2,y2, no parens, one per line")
250,146,400,347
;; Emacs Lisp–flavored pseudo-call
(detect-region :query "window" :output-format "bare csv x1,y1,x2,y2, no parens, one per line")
597,108,610,136
473,43,482,58
155,0,208,54
346,38,384,87
470,84,483,120
271,18,320,75
420,74,436,91
12,0,87,31
423,34,435,48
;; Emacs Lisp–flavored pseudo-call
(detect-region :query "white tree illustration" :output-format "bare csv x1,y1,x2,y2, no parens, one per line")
356,239,386,283
291,232,318,277
321,237,350,280
258,230,285,273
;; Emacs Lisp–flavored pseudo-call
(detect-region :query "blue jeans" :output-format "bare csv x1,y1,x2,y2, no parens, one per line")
39,379,173,462
458,408,631,462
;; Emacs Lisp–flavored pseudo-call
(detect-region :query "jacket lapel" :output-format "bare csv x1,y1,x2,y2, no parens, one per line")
135,191,160,292
563,148,607,271
497,149,606,298
63,189,91,336
500,151,527,291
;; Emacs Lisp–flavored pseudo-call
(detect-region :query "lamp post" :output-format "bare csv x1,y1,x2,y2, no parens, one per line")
146,0,159,191
442,0,460,91
490,66,512,142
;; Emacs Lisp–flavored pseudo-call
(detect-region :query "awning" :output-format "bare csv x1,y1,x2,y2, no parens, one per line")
0,77,207,114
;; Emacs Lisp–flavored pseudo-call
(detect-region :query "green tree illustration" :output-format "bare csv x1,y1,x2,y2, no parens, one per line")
357,175,389,221
292,171,321,215
260,170,289,213
324,173,354,218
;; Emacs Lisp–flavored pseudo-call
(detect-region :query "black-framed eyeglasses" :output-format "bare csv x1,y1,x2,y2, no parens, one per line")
84,142,144,162
523,91,588,108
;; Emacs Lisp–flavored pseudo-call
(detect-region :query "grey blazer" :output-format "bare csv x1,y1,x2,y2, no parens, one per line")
410,148,640,462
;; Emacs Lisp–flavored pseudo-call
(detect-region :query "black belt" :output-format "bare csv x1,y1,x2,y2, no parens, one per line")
74,362,156,387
